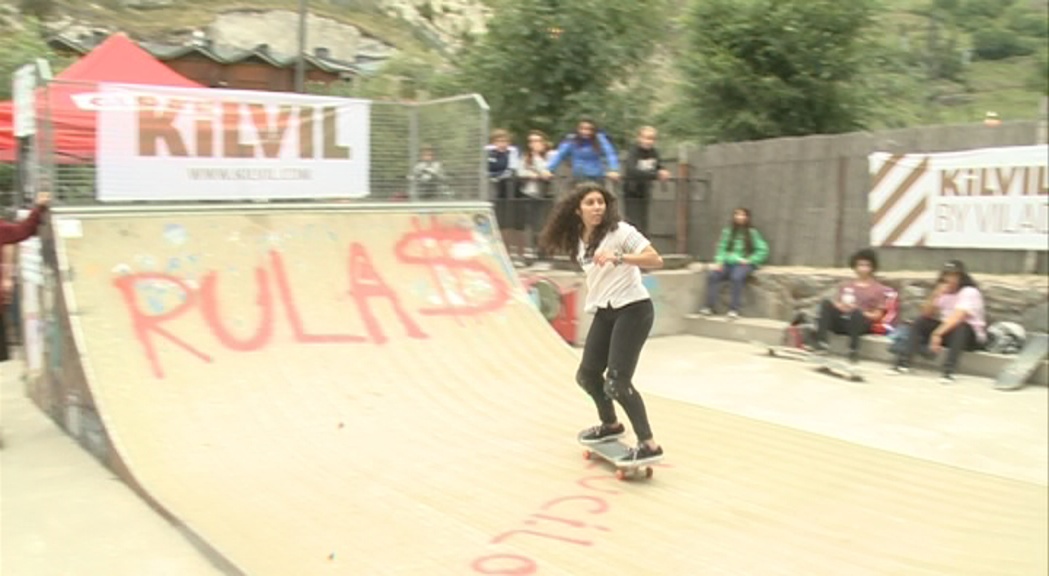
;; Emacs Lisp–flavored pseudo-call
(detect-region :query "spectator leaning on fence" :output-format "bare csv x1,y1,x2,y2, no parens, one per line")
517,129,557,263
888,259,987,384
407,144,447,200
700,207,769,320
622,126,671,237
541,117,620,186
487,129,525,262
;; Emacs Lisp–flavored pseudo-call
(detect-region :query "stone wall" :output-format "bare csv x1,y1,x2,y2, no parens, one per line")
701,265,1049,333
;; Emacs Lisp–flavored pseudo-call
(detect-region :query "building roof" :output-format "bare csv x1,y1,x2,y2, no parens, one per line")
48,33,377,76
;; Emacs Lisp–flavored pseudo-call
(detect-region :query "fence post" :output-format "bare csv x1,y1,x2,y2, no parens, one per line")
475,94,490,202
675,144,691,254
1023,96,1048,274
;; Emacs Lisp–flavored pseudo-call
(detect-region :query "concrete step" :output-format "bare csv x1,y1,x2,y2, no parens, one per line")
684,314,1049,387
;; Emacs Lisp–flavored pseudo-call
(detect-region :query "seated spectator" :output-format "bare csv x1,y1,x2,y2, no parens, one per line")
622,126,671,237
889,259,987,383
813,248,890,363
699,207,769,319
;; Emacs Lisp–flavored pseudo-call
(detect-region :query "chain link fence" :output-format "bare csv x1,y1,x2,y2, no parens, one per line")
7,77,489,206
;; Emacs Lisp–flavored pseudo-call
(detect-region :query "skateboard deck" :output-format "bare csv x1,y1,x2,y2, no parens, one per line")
814,356,865,382
753,340,820,363
995,333,1048,391
579,438,661,481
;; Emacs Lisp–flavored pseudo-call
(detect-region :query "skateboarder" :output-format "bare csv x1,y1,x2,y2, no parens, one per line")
888,260,987,383
538,181,664,465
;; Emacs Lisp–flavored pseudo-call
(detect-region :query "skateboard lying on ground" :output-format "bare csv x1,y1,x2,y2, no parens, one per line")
995,333,1048,391
754,340,865,382
814,356,865,382
579,438,661,481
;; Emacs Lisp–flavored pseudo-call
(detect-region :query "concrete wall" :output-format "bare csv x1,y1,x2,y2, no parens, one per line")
519,268,703,346
522,264,1048,344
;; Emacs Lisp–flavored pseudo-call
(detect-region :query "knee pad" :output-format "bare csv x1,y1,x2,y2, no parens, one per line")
602,371,636,400
576,368,604,395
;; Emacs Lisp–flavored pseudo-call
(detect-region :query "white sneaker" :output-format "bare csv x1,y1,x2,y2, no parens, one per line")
727,311,739,320
699,307,713,316
939,373,956,385
885,365,910,376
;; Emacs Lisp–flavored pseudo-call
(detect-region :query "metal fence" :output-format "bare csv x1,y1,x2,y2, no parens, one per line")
9,78,490,206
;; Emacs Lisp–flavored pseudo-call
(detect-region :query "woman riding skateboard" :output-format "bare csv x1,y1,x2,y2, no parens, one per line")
538,181,665,464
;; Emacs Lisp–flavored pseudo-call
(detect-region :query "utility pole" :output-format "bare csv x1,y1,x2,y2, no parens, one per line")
296,0,307,93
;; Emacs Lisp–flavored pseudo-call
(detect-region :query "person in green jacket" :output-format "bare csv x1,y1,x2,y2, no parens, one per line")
700,207,769,319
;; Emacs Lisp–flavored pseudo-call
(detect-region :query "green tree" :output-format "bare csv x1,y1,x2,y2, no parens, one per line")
676,0,902,143
0,21,56,100
440,0,668,146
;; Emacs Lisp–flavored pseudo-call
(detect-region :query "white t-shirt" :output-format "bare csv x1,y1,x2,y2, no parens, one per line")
577,222,652,314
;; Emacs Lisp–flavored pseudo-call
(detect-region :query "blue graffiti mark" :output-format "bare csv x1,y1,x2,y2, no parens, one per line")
167,257,181,272
147,295,165,314
163,223,188,245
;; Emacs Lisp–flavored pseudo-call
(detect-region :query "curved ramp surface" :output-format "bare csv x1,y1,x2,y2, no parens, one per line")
51,204,1046,575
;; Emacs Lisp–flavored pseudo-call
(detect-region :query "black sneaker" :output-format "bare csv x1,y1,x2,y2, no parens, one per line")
847,349,860,363
813,340,830,354
939,373,956,385
618,443,664,464
578,423,626,445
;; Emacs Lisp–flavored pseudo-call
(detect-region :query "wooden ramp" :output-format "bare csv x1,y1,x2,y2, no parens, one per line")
47,203,1047,575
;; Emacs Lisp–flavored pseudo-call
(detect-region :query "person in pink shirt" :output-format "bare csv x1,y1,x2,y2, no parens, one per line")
889,260,987,383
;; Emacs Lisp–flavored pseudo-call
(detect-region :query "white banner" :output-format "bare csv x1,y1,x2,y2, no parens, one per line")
869,145,1048,250
13,64,36,137
97,83,372,201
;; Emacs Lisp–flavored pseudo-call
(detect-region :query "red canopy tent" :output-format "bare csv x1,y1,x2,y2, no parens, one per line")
0,33,204,163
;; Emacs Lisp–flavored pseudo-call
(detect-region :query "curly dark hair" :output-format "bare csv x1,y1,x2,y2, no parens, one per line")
849,248,879,272
537,181,620,261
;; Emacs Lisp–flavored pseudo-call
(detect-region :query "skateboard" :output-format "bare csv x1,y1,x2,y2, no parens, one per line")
579,438,661,481
814,356,865,382
995,333,1048,391
755,340,864,382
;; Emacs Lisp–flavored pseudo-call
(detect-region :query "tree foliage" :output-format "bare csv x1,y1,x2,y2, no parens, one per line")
676,0,894,143
439,0,668,146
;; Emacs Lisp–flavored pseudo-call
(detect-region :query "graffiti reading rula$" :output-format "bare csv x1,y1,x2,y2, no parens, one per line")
115,220,509,379
393,216,510,320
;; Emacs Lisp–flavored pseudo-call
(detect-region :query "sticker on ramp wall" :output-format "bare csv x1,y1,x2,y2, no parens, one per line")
56,219,83,238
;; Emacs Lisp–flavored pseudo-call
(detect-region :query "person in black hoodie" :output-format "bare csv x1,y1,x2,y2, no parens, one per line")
622,126,670,236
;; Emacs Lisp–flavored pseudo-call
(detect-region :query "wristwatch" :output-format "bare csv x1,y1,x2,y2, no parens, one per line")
614,250,623,266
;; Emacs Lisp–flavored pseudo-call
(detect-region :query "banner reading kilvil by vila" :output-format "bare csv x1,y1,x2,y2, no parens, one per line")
868,145,1048,250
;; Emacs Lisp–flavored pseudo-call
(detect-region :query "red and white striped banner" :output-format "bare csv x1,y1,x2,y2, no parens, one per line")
868,145,1048,250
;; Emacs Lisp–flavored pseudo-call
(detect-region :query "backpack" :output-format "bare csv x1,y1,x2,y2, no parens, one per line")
986,321,1026,354
870,288,899,336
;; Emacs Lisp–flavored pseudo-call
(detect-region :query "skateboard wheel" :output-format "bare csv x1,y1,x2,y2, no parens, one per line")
645,467,654,479
615,469,627,481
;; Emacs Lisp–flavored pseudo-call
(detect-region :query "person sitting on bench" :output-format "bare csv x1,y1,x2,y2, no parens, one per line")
889,259,987,384
813,248,889,363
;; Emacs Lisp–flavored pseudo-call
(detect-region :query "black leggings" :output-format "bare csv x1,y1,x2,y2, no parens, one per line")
816,299,872,352
576,299,656,441
898,316,981,373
